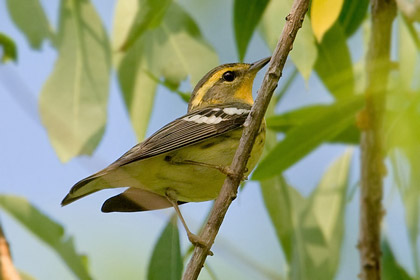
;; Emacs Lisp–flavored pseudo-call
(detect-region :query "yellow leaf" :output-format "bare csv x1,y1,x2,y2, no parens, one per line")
311,0,344,42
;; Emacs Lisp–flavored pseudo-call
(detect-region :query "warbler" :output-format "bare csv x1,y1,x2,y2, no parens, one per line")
62,57,270,244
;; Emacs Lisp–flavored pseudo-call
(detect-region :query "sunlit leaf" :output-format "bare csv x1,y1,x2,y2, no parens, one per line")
338,0,369,37
390,148,420,274
260,0,318,81
399,16,419,90
39,0,111,162
303,150,352,279
315,24,355,99
253,96,362,180
290,17,318,80
114,0,218,140
0,195,91,280
266,104,360,144
19,271,37,280
0,33,17,63
234,0,269,61
259,106,294,260
311,0,345,42
260,148,352,279
147,215,182,280
6,0,53,49
119,0,172,51
382,239,414,280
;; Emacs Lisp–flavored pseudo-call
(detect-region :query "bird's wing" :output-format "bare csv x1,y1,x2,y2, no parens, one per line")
110,103,252,167
61,103,251,206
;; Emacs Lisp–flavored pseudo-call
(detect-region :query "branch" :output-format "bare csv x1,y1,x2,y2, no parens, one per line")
182,0,310,278
358,0,396,279
0,226,21,280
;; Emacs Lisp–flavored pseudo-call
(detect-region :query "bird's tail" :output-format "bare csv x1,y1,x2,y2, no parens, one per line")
61,175,103,206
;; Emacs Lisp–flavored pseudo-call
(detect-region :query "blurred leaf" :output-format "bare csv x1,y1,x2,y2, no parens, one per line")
147,72,191,103
39,0,111,162
300,149,352,279
311,0,344,42
315,24,355,99
267,104,360,144
338,0,369,37
6,0,53,49
399,16,419,90
390,148,420,276
261,0,318,80
0,33,17,63
147,215,182,280
290,17,318,80
382,239,414,280
234,0,269,61
385,92,420,149
19,271,37,280
253,96,363,180
259,107,294,260
261,148,352,279
0,195,91,280
114,0,218,140
119,0,172,51
260,175,304,263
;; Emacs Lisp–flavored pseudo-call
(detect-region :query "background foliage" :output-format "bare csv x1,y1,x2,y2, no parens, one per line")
0,0,419,279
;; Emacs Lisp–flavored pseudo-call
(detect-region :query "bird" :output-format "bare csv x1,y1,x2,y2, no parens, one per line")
61,57,270,245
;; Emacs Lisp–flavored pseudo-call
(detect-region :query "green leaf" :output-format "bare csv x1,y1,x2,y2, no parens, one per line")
382,239,414,280
0,33,17,63
0,195,91,280
315,23,355,99
338,0,369,37
19,271,37,280
260,0,318,81
266,104,360,144
6,0,53,49
234,0,269,61
119,0,172,51
390,147,420,275
147,215,183,280
311,0,345,42
290,17,318,80
113,0,218,140
260,150,352,279
39,0,111,162
399,16,419,90
253,95,363,180
301,150,352,279
259,109,294,260
260,175,305,264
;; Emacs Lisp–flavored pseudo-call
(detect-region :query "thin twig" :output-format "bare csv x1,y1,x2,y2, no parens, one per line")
0,225,21,280
182,0,310,278
358,0,396,279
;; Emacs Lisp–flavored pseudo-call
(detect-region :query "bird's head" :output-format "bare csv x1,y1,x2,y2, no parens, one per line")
188,57,271,112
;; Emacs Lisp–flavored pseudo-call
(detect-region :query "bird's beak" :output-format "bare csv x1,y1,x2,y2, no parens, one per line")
249,57,271,73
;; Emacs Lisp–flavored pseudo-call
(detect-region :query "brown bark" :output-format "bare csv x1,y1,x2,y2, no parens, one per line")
358,0,396,279
0,227,21,280
182,0,310,278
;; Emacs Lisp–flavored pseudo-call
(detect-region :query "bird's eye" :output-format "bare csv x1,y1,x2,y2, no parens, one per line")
222,71,236,82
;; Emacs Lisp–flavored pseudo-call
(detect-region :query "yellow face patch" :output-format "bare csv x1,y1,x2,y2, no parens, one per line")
190,66,238,109
233,74,255,105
